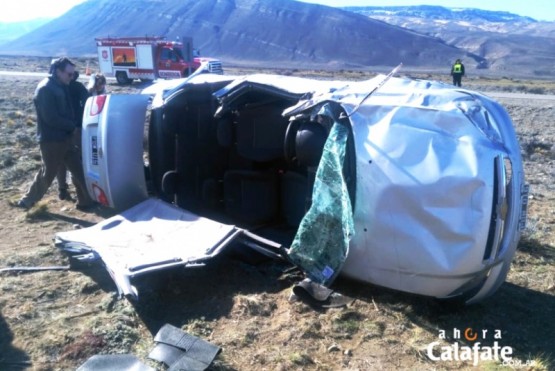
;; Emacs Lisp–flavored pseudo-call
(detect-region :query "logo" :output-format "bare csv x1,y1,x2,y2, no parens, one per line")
426,328,513,367
158,70,182,79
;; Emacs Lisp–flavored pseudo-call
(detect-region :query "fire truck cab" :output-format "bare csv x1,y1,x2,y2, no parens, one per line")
95,36,223,84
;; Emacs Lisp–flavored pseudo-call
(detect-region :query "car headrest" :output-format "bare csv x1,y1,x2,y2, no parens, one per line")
295,121,328,167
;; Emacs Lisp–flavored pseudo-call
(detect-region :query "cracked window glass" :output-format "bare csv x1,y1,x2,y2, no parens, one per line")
288,103,355,286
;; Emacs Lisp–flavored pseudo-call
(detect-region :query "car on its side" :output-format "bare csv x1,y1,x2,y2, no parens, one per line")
56,72,528,304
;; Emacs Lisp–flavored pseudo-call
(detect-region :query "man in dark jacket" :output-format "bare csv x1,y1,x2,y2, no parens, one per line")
17,57,94,211
56,70,90,200
451,59,465,87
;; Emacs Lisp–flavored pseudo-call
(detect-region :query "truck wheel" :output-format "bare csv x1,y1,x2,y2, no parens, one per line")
116,71,132,85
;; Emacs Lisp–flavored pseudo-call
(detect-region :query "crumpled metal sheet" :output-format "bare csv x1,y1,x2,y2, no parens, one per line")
148,324,221,371
55,198,241,299
339,78,518,298
284,76,524,301
288,103,355,286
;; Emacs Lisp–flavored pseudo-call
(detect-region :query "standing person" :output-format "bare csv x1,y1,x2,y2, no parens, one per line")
56,70,90,201
451,59,465,87
16,57,95,211
87,73,107,96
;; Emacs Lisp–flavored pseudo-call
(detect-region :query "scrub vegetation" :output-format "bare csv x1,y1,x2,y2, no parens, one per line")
0,56,554,370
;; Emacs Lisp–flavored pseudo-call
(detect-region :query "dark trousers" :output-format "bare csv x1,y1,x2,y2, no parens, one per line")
56,129,82,191
452,74,463,87
21,132,92,207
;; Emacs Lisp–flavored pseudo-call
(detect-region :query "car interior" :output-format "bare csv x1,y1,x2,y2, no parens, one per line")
147,80,356,246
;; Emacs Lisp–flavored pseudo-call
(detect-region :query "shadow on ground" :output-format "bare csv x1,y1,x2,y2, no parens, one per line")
23,207,116,228
333,237,555,367
65,234,554,368
129,248,295,336
0,311,31,370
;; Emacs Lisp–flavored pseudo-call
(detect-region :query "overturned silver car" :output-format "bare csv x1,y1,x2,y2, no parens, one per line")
56,72,529,304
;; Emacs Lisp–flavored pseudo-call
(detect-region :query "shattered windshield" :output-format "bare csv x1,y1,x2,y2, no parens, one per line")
288,103,355,286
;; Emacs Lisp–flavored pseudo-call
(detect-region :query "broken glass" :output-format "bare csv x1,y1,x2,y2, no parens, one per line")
288,103,355,286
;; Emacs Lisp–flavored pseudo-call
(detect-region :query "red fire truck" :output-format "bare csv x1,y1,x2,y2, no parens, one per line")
95,36,223,84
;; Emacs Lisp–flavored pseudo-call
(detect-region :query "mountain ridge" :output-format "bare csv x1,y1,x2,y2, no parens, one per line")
346,5,555,76
0,1,553,77
0,0,482,70
344,5,539,23
0,18,52,45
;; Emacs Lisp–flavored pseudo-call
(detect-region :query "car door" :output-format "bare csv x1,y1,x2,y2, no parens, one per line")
158,47,183,79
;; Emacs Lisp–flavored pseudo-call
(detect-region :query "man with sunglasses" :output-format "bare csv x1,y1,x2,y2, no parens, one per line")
16,57,94,212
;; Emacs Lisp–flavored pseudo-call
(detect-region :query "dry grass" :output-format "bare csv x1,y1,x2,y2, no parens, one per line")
0,56,554,370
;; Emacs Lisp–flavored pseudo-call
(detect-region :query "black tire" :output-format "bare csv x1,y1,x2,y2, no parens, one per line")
115,71,132,85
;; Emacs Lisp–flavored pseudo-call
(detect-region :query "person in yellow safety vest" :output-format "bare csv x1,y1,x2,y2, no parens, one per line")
451,59,465,87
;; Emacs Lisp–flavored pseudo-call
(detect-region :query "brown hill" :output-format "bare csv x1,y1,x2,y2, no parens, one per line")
0,0,479,69
349,6,555,77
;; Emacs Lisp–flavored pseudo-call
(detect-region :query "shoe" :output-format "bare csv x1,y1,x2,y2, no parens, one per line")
14,200,30,210
58,189,70,201
76,203,96,212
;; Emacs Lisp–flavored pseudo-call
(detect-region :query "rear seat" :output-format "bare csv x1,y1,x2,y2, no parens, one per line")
175,100,226,211
223,170,279,225
235,105,289,162
221,105,289,225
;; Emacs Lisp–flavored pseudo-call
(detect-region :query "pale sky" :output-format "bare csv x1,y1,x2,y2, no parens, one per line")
299,0,555,21
1,0,553,22
0,0,87,22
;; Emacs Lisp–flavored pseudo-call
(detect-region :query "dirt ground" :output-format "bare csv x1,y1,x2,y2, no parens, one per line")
0,56,554,371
